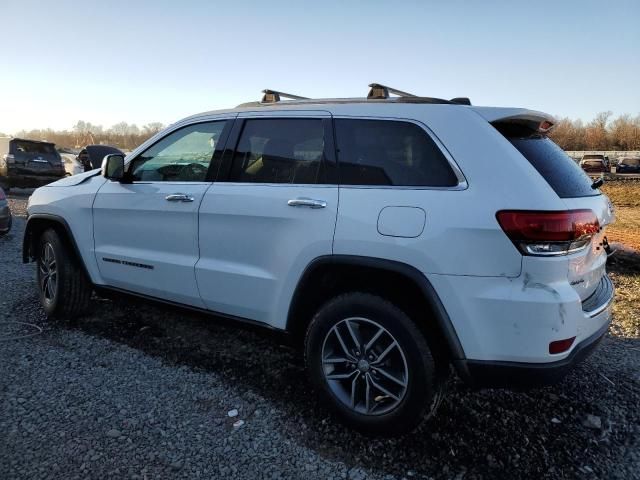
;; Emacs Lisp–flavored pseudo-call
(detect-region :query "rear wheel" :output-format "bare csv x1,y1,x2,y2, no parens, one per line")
37,228,92,318
305,292,443,435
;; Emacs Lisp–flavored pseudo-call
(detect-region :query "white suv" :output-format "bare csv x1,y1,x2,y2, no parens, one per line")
23,85,615,434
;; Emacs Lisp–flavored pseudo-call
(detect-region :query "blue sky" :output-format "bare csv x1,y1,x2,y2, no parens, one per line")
1,0,638,133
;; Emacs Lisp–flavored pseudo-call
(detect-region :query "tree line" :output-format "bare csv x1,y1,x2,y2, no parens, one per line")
11,121,166,151
6,112,640,152
549,112,640,151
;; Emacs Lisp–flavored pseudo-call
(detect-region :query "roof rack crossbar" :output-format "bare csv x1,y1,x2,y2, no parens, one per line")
261,89,310,103
367,83,418,100
450,97,472,105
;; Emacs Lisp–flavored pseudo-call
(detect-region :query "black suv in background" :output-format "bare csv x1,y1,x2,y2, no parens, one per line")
0,137,66,191
77,145,125,171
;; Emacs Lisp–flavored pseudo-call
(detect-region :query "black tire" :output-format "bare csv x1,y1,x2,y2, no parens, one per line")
305,292,443,435
37,228,92,318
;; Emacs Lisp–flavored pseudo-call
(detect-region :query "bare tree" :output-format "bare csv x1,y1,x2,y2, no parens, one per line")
584,111,612,150
10,113,639,152
143,122,165,135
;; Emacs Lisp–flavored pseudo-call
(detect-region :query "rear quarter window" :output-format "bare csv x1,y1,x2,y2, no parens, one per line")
334,119,458,187
496,124,599,198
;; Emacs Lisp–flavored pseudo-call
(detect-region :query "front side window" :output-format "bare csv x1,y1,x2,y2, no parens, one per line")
129,121,226,182
334,119,459,187
229,118,324,184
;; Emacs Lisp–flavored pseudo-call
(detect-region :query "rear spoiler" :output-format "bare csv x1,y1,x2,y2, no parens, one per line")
472,107,556,133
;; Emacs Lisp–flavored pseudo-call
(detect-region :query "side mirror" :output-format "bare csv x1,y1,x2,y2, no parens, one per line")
102,154,125,180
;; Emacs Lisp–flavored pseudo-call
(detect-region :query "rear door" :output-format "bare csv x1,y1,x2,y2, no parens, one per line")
93,118,233,307
10,139,63,177
196,111,338,327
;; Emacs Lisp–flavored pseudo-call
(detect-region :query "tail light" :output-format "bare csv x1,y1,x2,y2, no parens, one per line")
496,210,600,256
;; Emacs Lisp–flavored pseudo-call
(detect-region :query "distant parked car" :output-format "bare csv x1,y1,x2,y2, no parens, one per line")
60,153,84,176
616,157,640,174
580,155,609,174
77,145,125,172
0,186,11,236
0,137,66,192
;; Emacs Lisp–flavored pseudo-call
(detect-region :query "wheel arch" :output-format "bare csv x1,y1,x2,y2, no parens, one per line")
23,214,91,280
286,255,466,366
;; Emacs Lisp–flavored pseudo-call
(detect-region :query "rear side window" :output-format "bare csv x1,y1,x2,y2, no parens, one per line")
229,118,324,184
334,119,458,187
498,127,599,198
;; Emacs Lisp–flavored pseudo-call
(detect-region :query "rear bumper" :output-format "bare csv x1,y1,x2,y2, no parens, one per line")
455,319,610,388
427,267,614,388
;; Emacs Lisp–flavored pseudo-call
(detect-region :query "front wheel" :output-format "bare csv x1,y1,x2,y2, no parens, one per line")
305,292,443,435
37,228,92,318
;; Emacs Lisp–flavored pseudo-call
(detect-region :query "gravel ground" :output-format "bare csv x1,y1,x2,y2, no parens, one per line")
1,191,639,479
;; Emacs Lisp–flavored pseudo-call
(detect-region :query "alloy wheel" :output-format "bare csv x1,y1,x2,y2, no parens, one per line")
39,243,58,305
321,317,409,415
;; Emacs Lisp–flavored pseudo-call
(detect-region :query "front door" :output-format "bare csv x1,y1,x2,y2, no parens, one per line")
196,112,338,328
93,118,232,307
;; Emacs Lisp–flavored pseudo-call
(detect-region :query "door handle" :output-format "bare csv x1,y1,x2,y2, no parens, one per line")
165,193,195,202
287,197,327,209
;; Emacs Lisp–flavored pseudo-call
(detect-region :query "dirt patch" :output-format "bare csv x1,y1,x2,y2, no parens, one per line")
601,181,640,251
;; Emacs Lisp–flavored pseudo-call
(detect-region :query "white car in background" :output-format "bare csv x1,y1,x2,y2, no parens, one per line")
60,153,83,176
22,84,616,434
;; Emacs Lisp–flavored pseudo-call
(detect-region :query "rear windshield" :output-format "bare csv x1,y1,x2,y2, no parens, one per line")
11,140,56,155
583,160,604,166
582,154,604,160
496,125,599,198
621,158,640,166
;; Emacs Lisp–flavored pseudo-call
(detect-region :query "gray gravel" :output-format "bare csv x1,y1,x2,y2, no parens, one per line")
1,191,639,479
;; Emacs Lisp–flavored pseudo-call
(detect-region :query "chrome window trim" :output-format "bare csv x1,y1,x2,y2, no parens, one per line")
115,181,213,186
210,182,337,188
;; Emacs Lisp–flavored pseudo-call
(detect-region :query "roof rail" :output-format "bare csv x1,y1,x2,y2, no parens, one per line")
261,89,309,103
367,83,418,100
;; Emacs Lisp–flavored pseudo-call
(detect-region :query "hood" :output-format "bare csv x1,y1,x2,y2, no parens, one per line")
46,169,102,187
